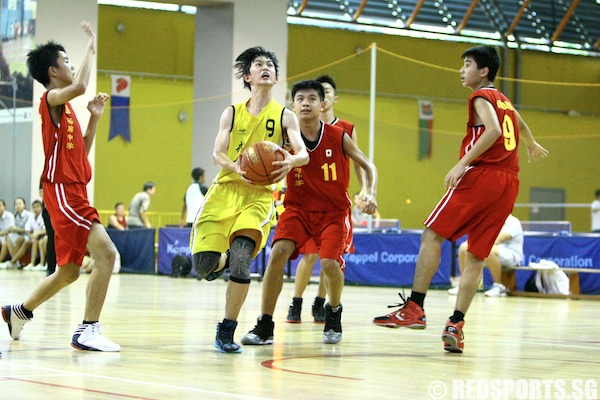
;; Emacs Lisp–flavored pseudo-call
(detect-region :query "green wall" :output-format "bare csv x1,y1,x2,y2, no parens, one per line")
94,7,600,231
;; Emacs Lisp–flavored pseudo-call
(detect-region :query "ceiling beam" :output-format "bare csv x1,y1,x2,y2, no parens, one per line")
504,0,530,38
550,0,580,43
352,0,368,22
406,0,425,28
456,0,479,34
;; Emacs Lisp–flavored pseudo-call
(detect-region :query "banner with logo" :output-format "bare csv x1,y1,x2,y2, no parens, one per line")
109,75,131,142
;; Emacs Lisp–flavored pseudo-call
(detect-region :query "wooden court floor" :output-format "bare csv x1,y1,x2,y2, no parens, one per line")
1,270,599,400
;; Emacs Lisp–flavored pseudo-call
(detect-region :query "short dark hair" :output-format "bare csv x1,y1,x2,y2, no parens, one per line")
0,199,5,207
27,41,66,87
315,75,337,92
461,45,501,82
234,46,279,90
595,189,600,197
192,167,205,181
32,200,42,208
15,197,26,206
291,80,325,102
114,202,124,209
143,182,155,191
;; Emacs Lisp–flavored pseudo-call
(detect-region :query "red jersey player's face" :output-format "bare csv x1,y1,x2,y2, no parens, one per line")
320,82,338,114
54,51,76,87
460,56,485,91
292,89,323,122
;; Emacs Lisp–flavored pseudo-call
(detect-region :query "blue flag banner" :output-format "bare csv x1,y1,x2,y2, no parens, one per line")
109,75,131,142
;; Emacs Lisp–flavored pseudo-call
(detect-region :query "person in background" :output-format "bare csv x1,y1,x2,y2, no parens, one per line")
22,200,47,271
0,197,33,269
127,182,155,229
108,202,127,230
0,199,15,264
179,167,208,228
448,214,523,297
591,189,600,233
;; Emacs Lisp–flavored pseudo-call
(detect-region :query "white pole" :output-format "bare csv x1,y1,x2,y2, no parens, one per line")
367,43,377,232
369,42,376,162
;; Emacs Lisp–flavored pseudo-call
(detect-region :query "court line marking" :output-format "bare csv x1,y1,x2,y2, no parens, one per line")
0,361,274,399
261,354,364,380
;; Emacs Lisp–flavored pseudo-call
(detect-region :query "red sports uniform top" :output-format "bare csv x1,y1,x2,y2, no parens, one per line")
284,122,351,212
463,87,520,174
40,91,92,184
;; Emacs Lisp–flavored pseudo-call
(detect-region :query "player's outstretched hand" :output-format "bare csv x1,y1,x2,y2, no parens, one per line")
527,142,549,163
81,21,96,54
87,93,110,117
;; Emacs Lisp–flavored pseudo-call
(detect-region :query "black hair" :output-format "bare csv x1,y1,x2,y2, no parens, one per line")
291,80,325,102
234,46,279,90
31,200,43,208
15,197,26,206
27,41,66,87
461,45,501,82
143,182,155,191
192,167,205,181
0,199,5,207
595,189,600,197
315,75,337,92
114,202,124,209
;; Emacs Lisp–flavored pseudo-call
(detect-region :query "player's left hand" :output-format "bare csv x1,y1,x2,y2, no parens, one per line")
271,148,294,183
88,92,110,117
359,192,378,215
527,142,549,163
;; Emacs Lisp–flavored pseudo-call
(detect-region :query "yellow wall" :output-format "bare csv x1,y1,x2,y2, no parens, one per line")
94,7,600,231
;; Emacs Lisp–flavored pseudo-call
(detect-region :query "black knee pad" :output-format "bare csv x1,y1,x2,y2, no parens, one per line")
228,236,256,284
193,251,221,279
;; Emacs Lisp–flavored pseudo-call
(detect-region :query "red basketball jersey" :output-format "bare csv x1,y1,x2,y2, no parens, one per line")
40,91,92,184
284,122,351,212
462,87,520,175
331,117,354,138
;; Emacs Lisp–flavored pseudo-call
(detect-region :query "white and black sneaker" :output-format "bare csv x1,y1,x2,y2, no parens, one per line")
71,322,121,352
241,316,274,345
323,303,343,344
2,304,32,340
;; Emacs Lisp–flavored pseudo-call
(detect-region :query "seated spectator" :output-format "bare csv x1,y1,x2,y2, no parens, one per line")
179,168,207,228
108,202,127,230
23,200,47,271
352,192,381,228
0,199,15,263
0,197,33,269
127,182,155,229
449,214,524,297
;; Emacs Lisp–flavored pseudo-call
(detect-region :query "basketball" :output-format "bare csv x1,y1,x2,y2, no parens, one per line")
240,141,285,185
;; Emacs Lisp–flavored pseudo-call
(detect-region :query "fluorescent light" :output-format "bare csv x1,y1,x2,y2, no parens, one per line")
98,0,197,14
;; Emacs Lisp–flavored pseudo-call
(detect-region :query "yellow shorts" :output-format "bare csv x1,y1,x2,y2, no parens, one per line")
189,181,276,257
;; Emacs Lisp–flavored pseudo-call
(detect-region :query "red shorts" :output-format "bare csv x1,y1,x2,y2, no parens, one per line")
43,182,100,266
424,167,519,260
274,206,347,270
299,208,354,255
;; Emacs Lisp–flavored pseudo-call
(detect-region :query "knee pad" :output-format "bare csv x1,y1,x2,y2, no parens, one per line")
228,236,256,284
193,251,221,279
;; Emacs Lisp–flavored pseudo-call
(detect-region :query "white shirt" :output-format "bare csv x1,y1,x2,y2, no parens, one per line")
24,213,45,233
0,210,15,233
185,183,205,224
592,199,600,231
497,215,524,265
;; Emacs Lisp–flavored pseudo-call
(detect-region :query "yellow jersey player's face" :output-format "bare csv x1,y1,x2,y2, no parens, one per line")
245,56,277,88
